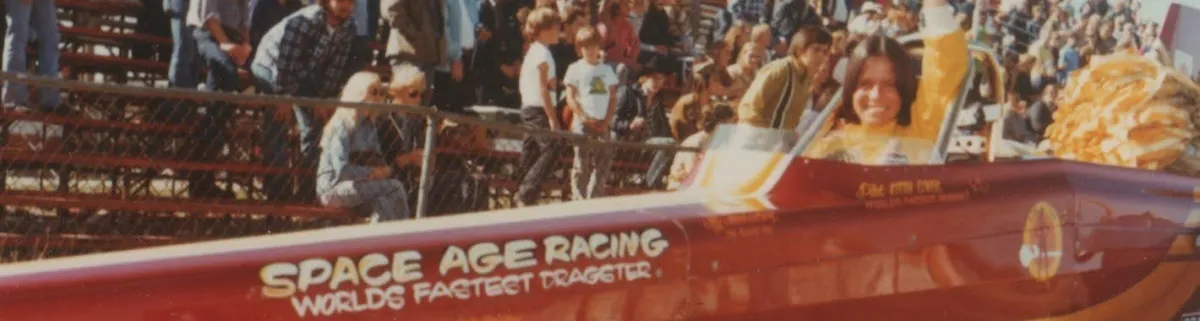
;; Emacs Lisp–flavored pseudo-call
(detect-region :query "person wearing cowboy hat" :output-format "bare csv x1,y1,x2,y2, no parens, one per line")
614,56,675,189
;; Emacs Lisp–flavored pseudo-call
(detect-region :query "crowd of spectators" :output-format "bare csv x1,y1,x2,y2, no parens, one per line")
0,0,1189,221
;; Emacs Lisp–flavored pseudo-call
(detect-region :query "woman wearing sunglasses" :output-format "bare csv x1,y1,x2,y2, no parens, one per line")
315,66,426,223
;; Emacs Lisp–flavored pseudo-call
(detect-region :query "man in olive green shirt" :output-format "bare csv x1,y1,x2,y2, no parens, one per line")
737,26,832,130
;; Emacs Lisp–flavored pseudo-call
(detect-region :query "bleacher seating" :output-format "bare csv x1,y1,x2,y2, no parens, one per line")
0,1,674,264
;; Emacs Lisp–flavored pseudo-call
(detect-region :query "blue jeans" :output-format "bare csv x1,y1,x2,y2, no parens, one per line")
167,6,197,90
153,3,196,123
254,65,321,201
570,123,614,200
645,137,677,189
319,179,411,222
3,0,61,108
188,27,241,193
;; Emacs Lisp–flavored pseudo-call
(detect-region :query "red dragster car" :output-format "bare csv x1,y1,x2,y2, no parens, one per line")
2,40,1200,321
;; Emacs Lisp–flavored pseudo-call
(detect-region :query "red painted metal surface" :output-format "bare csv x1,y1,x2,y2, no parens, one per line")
3,133,1200,320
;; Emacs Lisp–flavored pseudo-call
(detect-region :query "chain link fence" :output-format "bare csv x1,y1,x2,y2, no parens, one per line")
0,72,700,263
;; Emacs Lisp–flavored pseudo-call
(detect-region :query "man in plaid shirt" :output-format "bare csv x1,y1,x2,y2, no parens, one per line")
251,0,357,202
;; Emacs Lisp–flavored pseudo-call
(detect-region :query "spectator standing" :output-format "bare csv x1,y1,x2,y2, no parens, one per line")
3,0,64,112
738,26,832,130
480,0,524,56
476,0,521,107
381,0,445,105
551,8,590,99
135,0,171,62
429,0,471,114
1057,35,1080,83
563,27,620,200
252,0,358,201
347,0,381,74
185,0,251,199
514,8,563,207
628,0,650,36
165,0,198,97
248,0,304,65
639,0,681,68
599,0,639,71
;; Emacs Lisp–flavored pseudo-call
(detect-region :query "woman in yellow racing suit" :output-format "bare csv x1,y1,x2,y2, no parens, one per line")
806,2,969,165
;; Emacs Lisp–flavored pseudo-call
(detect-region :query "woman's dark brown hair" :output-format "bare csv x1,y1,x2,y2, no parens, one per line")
835,35,918,127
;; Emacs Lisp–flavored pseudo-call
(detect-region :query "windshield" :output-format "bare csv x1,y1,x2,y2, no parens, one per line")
706,124,798,153
699,39,976,168
692,125,798,194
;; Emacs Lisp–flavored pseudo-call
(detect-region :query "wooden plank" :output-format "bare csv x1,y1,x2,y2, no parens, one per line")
56,0,142,15
59,26,172,46
59,52,168,74
0,110,191,134
0,232,192,251
0,191,348,218
28,48,169,74
0,151,304,176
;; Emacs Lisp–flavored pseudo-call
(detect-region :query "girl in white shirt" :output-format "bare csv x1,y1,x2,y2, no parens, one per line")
514,8,564,207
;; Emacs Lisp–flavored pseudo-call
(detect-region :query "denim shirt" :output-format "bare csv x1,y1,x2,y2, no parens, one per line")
317,114,384,195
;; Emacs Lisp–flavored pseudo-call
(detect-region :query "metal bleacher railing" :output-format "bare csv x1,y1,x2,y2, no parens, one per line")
0,72,700,263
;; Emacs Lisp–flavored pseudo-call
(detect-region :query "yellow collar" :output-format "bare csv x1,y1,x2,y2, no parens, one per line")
842,122,900,139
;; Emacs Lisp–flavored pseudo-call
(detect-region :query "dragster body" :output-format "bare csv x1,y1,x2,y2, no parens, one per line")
3,123,1200,321
3,37,1199,319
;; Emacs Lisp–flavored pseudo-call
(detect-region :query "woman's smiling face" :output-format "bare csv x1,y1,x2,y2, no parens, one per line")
851,56,901,126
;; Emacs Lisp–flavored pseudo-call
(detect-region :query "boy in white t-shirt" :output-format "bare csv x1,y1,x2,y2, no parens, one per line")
514,8,563,207
563,26,620,200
